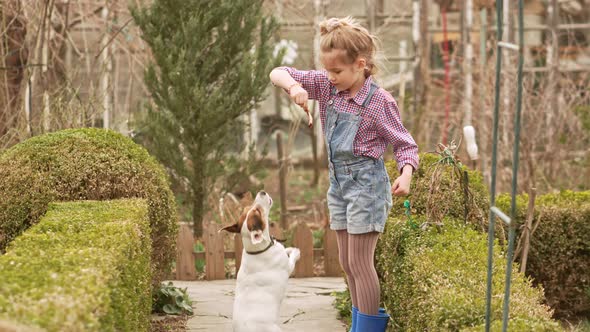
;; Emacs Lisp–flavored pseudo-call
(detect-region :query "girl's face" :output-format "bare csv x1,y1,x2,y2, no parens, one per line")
320,49,366,94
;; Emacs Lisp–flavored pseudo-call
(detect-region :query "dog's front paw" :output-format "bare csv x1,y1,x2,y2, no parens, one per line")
286,247,301,261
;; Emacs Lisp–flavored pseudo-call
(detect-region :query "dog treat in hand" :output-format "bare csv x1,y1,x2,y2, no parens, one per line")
303,105,313,128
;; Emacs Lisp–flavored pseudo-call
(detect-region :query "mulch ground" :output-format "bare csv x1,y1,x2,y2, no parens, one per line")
150,314,188,332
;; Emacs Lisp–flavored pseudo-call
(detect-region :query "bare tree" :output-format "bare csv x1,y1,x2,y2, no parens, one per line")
0,0,151,150
0,0,28,142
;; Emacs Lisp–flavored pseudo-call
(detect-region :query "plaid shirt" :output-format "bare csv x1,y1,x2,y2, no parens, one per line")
279,67,419,172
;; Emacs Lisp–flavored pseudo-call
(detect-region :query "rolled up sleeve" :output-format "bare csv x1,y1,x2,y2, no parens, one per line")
276,67,329,100
377,100,419,172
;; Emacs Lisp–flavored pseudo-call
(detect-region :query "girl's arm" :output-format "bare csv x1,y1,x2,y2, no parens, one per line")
269,67,329,127
269,69,300,91
269,68,309,111
377,98,419,196
269,67,329,101
377,99,419,173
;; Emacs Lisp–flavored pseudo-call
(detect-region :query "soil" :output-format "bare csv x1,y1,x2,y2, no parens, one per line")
150,314,188,332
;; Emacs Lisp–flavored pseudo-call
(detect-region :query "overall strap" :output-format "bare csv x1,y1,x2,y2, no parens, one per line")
355,83,379,116
362,83,379,108
330,86,338,96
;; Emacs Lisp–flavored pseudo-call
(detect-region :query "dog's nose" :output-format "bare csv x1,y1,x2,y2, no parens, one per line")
260,191,266,196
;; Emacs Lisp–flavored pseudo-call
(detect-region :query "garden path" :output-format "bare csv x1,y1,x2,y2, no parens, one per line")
173,277,348,331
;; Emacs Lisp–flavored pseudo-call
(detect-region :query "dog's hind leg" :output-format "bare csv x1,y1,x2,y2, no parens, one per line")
285,247,300,275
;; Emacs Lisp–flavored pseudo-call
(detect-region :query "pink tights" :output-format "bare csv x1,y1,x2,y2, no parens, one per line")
335,230,381,315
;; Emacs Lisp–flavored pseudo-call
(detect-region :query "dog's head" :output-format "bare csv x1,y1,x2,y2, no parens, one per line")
221,191,273,246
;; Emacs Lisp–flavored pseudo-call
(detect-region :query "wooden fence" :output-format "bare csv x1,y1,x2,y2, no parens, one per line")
175,221,342,280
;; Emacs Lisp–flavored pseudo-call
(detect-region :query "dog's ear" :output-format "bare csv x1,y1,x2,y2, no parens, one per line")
220,223,240,233
220,209,248,234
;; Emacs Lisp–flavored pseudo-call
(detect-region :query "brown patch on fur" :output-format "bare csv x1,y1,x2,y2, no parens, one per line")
221,202,267,234
246,206,265,232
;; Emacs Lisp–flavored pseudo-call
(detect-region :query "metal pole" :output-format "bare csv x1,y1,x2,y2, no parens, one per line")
484,0,504,328
501,0,525,329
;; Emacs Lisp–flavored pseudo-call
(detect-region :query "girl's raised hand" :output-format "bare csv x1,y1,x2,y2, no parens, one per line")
289,84,308,109
289,85,313,128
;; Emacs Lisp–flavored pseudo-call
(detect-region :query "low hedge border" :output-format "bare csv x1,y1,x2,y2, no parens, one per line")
0,199,151,331
376,217,562,331
0,128,178,290
497,190,590,319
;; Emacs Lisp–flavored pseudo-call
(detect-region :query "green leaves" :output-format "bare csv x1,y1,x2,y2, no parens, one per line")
153,282,194,316
0,199,152,331
0,128,178,290
497,190,590,318
387,153,490,230
131,0,282,236
376,218,562,331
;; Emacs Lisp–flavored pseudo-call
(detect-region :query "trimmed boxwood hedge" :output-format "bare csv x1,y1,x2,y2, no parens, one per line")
386,153,490,231
0,199,151,331
497,190,590,319
0,128,177,289
376,217,562,331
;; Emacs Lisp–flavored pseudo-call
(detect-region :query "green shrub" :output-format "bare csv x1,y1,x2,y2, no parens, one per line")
0,128,178,289
0,199,152,331
153,282,193,315
462,317,566,332
332,289,353,327
497,190,590,318
376,217,562,332
386,153,490,231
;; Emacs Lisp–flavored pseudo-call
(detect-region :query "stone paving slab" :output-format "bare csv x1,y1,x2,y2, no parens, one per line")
171,277,348,332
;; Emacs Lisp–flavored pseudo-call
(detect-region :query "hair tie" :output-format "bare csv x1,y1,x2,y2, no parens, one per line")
325,18,341,33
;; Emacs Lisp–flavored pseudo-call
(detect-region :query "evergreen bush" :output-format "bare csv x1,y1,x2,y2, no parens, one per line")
386,153,490,231
376,217,562,331
0,128,177,289
497,190,590,318
0,199,151,331
131,0,280,237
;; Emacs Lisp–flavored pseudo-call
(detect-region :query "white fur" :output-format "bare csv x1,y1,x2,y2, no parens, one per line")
230,192,300,332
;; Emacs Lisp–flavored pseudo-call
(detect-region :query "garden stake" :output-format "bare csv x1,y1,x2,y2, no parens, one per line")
484,0,525,330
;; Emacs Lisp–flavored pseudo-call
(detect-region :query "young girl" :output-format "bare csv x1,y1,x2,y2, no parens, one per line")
269,16,418,332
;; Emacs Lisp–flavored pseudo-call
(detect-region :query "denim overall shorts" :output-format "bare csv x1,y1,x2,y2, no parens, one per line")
325,84,393,234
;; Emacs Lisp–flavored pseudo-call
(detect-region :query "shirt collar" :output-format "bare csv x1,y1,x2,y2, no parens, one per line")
339,76,373,106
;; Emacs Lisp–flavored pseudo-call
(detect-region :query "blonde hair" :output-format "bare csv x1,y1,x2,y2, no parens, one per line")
319,16,379,76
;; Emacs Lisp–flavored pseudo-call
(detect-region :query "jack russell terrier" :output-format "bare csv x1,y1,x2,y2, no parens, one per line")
221,190,300,332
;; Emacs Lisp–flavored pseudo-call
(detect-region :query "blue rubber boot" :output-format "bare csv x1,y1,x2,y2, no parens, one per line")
356,310,390,332
351,308,387,332
349,306,358,332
